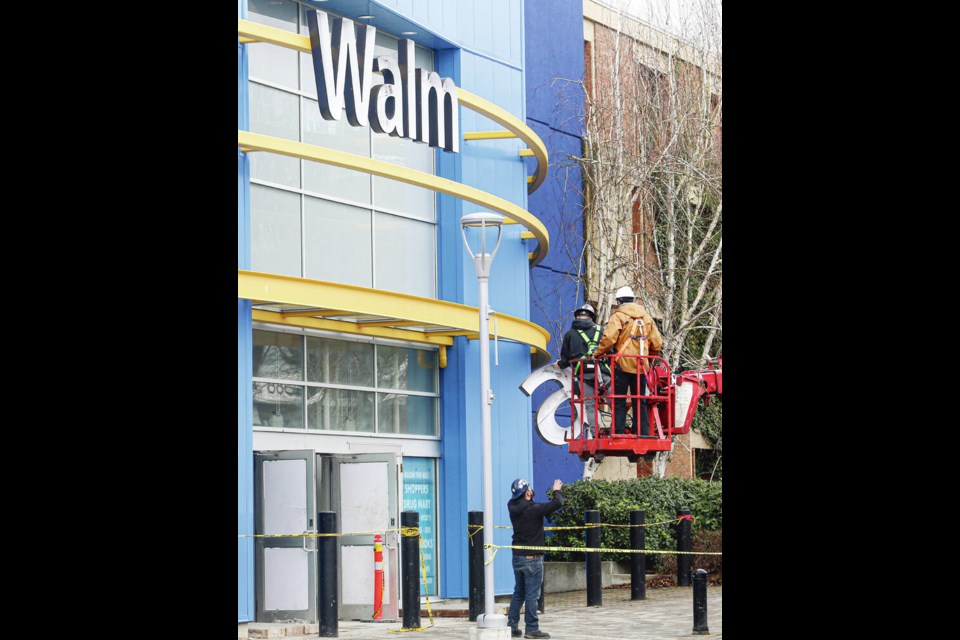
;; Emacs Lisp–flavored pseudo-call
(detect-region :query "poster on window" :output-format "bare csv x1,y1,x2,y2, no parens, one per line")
402,457,437,596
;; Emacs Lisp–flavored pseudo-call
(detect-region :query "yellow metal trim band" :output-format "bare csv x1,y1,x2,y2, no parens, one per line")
237,19,548,195
238,130,549,266
464,131,518,140
238,19,310,52
456,87,548,195
240,270,550,351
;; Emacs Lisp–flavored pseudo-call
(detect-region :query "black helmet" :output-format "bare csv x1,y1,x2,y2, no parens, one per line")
575,303,596,321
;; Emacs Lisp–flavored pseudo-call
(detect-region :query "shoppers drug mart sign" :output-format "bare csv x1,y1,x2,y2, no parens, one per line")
307,9,460,153
402,457,436,595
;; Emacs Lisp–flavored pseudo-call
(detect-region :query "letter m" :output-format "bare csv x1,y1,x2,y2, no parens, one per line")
307,9,376,126
415,70,460,153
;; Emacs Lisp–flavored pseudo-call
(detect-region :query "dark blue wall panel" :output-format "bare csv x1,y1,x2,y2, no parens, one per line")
525,1,586,494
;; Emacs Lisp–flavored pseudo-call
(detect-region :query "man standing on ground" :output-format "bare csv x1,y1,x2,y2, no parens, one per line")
593,286,664,436
507,477,564,639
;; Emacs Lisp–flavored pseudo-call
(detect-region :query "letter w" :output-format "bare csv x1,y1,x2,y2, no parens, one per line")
307,10,376,126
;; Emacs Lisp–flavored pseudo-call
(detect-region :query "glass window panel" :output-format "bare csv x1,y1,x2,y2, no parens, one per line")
300,51,318,97
248,44,298,91
250,185,302,277
302,97,371,203
372,136,435,219
248,0,299,89
307,387,375,432
248,82,298,140
253,330,304,380
253,382,304,429
304,197,372,287
249,154,300,190
377,345,437,393
377,394,437,435
374,32,399,63
306,337,375,387
415,45,433,71
374,213,435,298
250,0,298,31
249,83,301,187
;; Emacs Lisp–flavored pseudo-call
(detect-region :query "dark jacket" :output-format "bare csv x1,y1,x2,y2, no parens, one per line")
559,318,601,371
507,490,565,556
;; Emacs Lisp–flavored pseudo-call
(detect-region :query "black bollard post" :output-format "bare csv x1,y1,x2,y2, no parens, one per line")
401,511,421,629
586,510,602,606
317,511,338,637
692,569,709,634
676,509,692,586
538,570,545,613
468,511,484,622
630,510,646,600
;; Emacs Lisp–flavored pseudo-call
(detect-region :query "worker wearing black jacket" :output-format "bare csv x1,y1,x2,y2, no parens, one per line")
506,478,564,639
558,303,608,436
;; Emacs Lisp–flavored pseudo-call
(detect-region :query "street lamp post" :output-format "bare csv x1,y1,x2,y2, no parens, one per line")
460,212,507,630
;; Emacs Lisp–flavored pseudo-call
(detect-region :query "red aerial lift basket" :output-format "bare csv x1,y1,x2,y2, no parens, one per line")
565,354,722,462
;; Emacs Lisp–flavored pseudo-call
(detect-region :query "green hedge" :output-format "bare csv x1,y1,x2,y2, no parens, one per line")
660,529,722,584
544,478,722,567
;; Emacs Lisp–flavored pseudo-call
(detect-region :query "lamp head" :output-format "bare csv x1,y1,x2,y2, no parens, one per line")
459,212,505,277
460,212,505,229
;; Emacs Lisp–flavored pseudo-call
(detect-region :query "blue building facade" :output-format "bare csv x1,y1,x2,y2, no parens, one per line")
238,0,584,622
525,0,588,495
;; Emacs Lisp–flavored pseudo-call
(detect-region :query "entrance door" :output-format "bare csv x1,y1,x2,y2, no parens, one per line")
321,453,400,621
254,450,317,623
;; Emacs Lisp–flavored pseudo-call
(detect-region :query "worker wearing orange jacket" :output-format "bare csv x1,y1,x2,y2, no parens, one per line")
593,286,664,436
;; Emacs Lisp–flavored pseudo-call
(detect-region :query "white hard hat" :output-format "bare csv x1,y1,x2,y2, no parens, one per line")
615,286,635,300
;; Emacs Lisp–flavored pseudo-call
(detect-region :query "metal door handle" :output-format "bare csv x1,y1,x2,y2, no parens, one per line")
302,530,316,553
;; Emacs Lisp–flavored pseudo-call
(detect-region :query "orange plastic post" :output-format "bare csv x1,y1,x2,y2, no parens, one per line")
373,534,384,620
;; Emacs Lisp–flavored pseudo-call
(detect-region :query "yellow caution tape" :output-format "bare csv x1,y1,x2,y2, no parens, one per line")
483,543,721,565
238,527,420,539
467,519,676,538
467,524,483,545
239,525,433,630
388,535,435,633
590,519,678,529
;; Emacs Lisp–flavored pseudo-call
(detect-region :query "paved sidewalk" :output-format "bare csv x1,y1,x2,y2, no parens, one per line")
246,585,721,639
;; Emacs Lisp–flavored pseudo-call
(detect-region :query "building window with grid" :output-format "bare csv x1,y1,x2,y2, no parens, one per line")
252,329,439,436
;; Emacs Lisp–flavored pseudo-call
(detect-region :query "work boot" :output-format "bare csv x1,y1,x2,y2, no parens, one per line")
511,627,522,637
525,631,550,639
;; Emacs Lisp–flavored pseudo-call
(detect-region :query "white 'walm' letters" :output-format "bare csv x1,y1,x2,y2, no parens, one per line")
307,9,460,153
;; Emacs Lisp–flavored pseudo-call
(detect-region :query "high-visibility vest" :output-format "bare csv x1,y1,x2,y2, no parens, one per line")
574,327,608,377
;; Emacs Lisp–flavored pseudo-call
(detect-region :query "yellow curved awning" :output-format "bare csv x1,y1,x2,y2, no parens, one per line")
239,270,551,367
